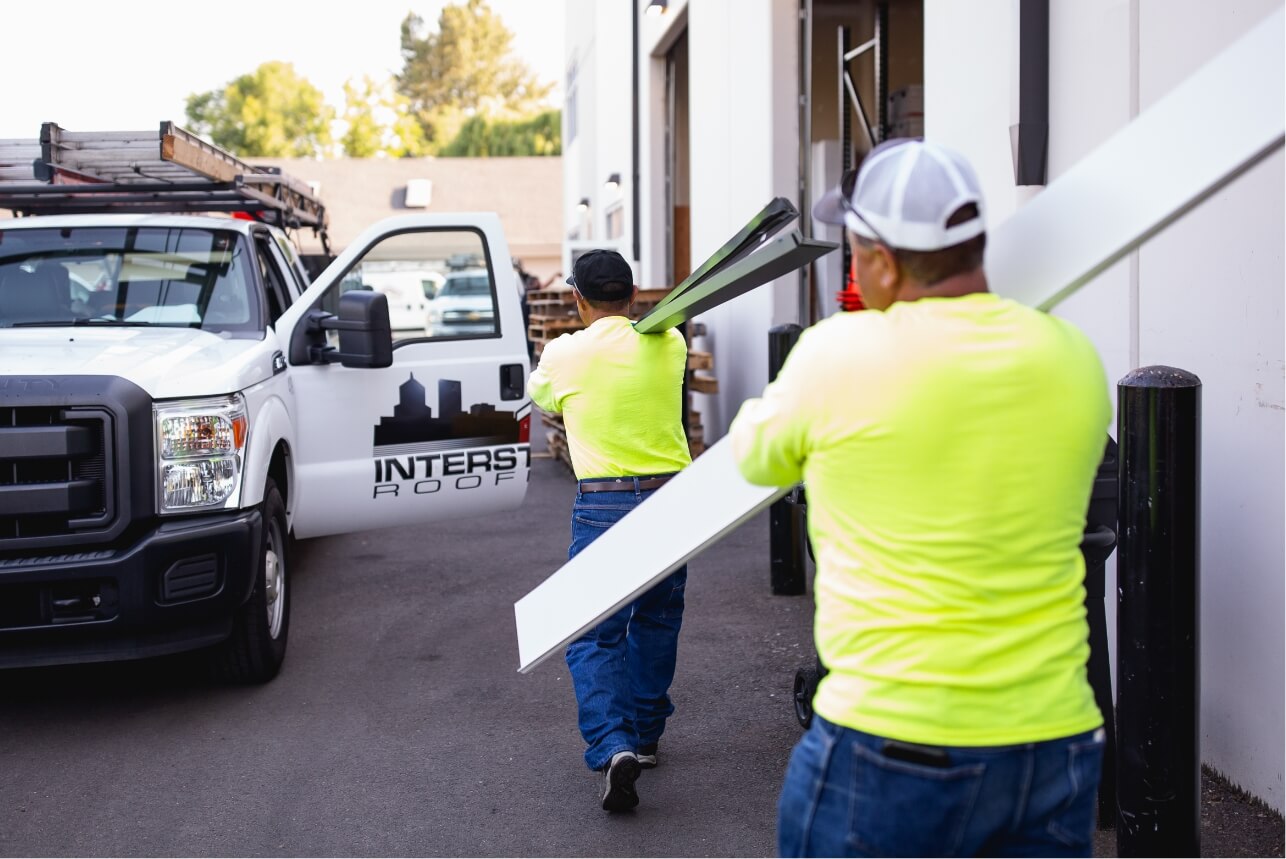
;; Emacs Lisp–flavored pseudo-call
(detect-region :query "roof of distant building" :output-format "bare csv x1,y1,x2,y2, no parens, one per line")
247,156,562,261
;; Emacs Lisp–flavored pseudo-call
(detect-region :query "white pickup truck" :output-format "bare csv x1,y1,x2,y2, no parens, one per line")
0,133,533,682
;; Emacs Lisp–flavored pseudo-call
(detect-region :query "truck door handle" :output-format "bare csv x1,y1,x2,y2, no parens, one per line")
500,364,525,400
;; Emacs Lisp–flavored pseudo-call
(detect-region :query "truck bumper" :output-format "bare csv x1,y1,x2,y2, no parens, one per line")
0,510,261,669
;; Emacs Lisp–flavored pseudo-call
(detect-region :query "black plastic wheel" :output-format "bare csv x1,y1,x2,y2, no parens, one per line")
793,666,819,729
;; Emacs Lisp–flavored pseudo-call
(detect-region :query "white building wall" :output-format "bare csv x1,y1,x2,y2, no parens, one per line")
923,2,1018,227
562,0,593,255
1134,0,1285,810
685,0,801,435
926,0,1284,809
1040,1,1141,786
638,3,681,294
592,4,634,262
563,0,634,272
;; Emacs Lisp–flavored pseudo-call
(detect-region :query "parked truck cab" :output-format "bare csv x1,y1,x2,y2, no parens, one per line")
0,124,532,682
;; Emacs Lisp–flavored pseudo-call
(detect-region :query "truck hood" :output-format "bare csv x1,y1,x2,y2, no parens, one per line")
0,327,278,400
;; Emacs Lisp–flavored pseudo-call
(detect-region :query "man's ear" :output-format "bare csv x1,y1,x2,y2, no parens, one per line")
630,285,640,303
874,244,901,293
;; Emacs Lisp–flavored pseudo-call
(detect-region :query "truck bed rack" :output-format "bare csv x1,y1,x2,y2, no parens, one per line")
0,122,329,251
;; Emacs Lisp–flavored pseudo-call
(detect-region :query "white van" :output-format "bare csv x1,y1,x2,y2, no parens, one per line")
359,269,442,333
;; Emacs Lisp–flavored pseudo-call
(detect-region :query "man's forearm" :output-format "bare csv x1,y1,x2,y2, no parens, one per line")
730,399,804,487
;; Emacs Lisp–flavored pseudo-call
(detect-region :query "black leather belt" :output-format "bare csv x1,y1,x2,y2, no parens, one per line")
578,473,676,493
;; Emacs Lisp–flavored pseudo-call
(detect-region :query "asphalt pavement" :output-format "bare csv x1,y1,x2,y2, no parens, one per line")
0,437,816,857
4,435,1277,857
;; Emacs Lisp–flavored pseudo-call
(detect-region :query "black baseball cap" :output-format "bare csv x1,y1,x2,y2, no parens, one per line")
567,249,634,301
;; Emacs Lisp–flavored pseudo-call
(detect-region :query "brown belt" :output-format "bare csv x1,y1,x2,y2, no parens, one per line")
578,474,676,493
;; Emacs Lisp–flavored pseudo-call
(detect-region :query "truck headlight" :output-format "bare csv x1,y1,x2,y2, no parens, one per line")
155,395,248,513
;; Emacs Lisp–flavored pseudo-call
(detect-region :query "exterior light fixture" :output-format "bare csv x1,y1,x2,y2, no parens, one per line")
645,0,668,16
605,173,621,191
577,197,591,211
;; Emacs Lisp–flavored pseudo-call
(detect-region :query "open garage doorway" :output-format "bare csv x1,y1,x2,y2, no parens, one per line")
665,31,691,289
803,0,923,322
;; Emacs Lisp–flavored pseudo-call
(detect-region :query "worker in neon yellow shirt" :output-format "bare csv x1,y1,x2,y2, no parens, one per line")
730,140,1111,857
528,249,691,813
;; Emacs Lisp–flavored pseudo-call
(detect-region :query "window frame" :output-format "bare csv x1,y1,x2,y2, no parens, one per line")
304,225,504,350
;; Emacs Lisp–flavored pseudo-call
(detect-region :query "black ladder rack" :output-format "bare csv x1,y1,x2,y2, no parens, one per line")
0,121,329,253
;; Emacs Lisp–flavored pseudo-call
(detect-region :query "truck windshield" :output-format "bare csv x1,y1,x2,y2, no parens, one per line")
0,226,260,334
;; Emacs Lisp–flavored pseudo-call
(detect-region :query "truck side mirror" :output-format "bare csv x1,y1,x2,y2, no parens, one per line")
335,291,393,368
304,291,393,368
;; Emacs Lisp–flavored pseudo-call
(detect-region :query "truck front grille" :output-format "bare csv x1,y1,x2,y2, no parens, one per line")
0,406,114,540
0,577,119,629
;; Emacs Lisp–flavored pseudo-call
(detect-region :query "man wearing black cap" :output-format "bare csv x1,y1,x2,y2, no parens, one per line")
528,248,692,812
731,140,1111,856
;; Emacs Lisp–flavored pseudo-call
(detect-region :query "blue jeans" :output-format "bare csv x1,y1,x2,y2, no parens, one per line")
778,716,1105,857
564,480,687,771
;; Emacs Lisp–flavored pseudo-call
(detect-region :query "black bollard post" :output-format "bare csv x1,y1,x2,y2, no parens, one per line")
1116,366,1201,857
768,324,807,595
1082,436,1119,829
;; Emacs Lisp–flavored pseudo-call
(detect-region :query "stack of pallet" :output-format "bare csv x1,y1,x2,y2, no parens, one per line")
528,286,717,467
684,322,715,457
527,285,672,356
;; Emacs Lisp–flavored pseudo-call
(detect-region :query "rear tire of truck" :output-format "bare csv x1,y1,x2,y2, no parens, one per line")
210,478,290,684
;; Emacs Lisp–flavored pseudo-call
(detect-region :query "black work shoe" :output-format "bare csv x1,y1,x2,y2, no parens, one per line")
637,743,658,769
600,751,641,812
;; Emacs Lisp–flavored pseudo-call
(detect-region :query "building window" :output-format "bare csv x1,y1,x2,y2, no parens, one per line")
566,61,579,143
567,88,578,143
605,203,624,240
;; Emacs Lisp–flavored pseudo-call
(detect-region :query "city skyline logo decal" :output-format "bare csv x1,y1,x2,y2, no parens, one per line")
371,374,531,498
373,374,527,456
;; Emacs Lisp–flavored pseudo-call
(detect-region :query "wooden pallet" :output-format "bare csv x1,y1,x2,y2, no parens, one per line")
528,317,584,344
689,373,718,395
529,290,677,358
546,429,573,471
687,351,713,371
527,287,573,304
686,409,706,458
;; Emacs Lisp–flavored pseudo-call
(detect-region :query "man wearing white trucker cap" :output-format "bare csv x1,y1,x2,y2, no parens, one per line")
730,140,1111,857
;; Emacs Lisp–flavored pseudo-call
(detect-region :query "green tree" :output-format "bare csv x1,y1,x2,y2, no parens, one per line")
341,76,431,158
186,61,334,157
396,0,555,152
341,77,383,158
389,105,430,157
441,110,562,157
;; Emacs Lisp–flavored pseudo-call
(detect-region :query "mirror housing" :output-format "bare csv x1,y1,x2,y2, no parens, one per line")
305,290,393,368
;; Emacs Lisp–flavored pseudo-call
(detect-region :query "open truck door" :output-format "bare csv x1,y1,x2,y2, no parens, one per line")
280,214,531,539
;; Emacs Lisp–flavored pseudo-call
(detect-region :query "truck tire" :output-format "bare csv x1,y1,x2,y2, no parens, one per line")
210,477,290,683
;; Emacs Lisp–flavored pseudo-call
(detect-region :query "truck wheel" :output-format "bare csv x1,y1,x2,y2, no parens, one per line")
793,666,819,729
211,478,290,683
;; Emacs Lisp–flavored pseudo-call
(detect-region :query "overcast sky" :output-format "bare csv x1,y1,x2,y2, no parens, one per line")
0,0,566,140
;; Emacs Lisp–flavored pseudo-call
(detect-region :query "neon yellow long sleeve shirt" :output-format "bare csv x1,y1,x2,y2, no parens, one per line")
529,316,691,480
731,294,1110,746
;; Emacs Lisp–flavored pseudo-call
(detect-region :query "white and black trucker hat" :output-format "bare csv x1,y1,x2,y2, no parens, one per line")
813,139,987,252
